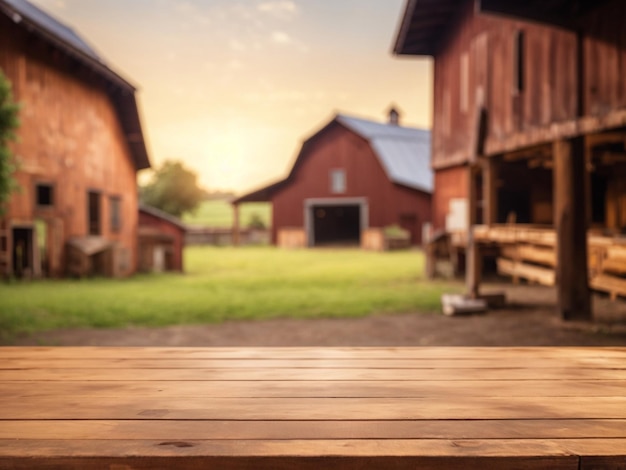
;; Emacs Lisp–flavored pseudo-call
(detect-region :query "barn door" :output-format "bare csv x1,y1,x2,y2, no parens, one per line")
12,227,38,279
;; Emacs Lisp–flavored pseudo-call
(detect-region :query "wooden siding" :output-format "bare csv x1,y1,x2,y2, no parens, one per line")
582,1,626,117
0,16,139,277
271,124,431,245
432,165,469,232
432,0,626,168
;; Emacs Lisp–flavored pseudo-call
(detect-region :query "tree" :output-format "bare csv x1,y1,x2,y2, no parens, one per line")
140,160,205,217
0,70,20,216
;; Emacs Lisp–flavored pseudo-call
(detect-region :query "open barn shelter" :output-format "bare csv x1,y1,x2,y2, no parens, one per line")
395,0,626,320
233,110,432,249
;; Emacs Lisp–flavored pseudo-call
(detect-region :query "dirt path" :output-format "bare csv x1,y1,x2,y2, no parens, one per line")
8,284,626,347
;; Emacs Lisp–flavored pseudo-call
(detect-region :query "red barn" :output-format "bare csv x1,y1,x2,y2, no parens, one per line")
0,0,150,278
138,205,186,273
394,0,626,319
234,111,432,248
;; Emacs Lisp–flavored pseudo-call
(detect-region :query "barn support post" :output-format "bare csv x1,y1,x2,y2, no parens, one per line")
483,157,498,226
553,137,592,321
232,203,241,247
466,165,481,298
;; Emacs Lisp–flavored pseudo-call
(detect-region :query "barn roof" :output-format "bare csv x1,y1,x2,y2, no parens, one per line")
393,0,611,56
392,0,463,56
0,0,151,170
336,114,432,193
233,113,432,204
139,205,188,231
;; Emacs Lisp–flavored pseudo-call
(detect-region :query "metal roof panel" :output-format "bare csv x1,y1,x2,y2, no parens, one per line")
337,114,432,193
2,0,103,63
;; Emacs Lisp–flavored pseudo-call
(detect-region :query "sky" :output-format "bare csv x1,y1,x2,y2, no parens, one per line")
31,0,432,194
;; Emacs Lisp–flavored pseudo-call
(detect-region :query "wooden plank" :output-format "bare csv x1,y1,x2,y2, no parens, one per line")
3,366,626,381
2,396,626,420
0,438,591,458
3,419,626,440
0,440,583,470
0,455,579,470
3,346,625,360
5,356,626,370
599,257,626,275
606,245,626,259
501,244,556,267
590,274,626,299
497,258,555,285
3,379,625,398
473,225,557,246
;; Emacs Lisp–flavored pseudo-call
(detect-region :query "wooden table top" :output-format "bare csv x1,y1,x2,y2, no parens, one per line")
1,347,625,469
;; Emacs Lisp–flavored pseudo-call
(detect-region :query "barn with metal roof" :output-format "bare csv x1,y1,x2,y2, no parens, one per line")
233,110,432,248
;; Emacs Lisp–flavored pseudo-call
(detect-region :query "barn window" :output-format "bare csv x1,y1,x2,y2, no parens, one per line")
88,191,101,235
330,169,346,194
110,196,122,233
513,30,525,94
36,183,54,207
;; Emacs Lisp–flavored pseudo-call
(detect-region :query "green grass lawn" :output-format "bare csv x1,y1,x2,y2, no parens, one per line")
183,200,272,228
0,247,460,341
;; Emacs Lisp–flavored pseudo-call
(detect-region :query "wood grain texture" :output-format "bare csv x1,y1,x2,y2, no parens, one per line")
0,347,625,469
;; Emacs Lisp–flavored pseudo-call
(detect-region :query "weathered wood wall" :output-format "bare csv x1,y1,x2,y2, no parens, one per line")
270,124,432,245
0,16,139,277
582,1,626,118
432,0,626,168
432,165,468,231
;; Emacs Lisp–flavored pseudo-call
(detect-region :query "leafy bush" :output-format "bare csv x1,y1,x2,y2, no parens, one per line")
383,224,409,239
0,70,20,215
247,212,267,230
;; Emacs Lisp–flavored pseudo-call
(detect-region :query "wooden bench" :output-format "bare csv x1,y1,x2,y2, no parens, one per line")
1,347,625,469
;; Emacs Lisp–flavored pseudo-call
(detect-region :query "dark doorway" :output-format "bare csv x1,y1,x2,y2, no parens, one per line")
12,228,34,278
88,191,101,235
312,205,361,246
498,189,531,224
591,172,608,225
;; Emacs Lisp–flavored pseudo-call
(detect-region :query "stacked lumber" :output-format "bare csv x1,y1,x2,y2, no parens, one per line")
589,244,626,300
474,225,556,247
495,240,557,287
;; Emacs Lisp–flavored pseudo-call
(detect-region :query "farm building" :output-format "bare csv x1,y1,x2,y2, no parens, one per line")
0,0,150,278
394,0,626,319
233,110,432,249
138,205,186,273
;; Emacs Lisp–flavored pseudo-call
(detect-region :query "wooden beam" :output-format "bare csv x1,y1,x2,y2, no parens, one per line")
483,158,498,226
466,166,481,298
502,145,552,162
553,138,592,321
585,132,626,150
